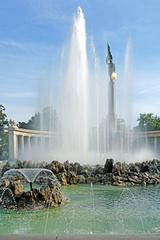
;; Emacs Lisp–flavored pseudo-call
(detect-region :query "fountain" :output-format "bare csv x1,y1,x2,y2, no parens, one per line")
4,168,60,188
18,5,156,166
0,168,64,210
1,5,160,239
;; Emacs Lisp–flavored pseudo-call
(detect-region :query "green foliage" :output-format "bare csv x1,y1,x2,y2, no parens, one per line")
135,113,160,131
18,107,58,131
0,105,9,160
18,112,40,130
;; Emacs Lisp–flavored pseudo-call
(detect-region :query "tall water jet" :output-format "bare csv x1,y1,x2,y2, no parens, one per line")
59,7,89,162
14,6,158,164
123,39,133,128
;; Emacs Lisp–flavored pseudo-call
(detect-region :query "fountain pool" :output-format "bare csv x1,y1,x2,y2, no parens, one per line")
0,184,160,235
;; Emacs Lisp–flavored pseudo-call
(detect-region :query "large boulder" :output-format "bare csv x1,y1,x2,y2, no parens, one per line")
56,172,67,185
18,191,36,208
46,161,65,174
104,159,113,174
10,180,24,197
39,186,64,207
112,162,128,176
140,163,149,173
0,187,17,209
0,178,10,188
93,165,104,175
77,175,86,184
66,171,78,184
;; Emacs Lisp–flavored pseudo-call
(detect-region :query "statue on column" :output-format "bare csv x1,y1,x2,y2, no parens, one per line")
9,120,17,129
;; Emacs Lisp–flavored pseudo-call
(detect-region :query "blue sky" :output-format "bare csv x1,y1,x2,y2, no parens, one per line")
0,0,160,125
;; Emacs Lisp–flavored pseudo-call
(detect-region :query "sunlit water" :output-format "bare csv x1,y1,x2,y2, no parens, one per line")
0,184,160,235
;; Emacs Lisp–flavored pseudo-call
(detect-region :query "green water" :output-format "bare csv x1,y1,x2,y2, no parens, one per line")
0,184,160,235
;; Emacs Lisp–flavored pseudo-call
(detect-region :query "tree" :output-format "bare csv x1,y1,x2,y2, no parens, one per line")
0,105,8,160
135,113,160,131
18,107,58,131
18,112,40,130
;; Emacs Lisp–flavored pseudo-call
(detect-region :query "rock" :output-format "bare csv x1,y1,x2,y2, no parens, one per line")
39,186,64,207
0,187,17,209
86,176,100,184
79,166,92,178
101,173,113,184
112,162,129,176
73,162,83,175
104,159,113,173
56,172,67,185
129,163,139,173
18,191,36,208
64,160,72,171
46,161,65,174
66,171,78,184
112,181,126,187
77,175,86,183
1,162,11,176
93,165,104,175
140,163,149,173
10,180,24,197
128,176,142,184
0,178,10,188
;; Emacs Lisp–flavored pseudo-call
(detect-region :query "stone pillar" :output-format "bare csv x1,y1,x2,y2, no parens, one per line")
20,135,24,159
27,136,31,152
9,127,18,162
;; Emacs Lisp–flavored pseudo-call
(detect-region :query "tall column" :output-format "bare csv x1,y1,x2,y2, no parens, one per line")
27,136,31,152
106,43,117,131
9,127,18,162
106,44,117,152
20,135,24,159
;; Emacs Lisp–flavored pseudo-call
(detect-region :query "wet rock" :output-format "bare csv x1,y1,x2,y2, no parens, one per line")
10,180,24,197
0,178,10,188
77,175,86,184
56,172,67,185
80,166,92,178
64,160,72,171
46,161,65,174
128,176,142,184
112,181,126,187
112,162,128,176
101,173,113,184
73,162,83,175
39,186,64,207
129,163,139,173
93,165,104,175
86,176,100,184
66,171,78,184
140,163,149,173
18,191,36,208
104,159,113,173
0,187,17,209
1,162,11,175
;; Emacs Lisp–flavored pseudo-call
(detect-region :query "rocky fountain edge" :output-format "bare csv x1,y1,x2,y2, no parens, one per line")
1,158,160,187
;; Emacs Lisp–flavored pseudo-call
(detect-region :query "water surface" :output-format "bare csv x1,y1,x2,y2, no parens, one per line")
0,184,160,235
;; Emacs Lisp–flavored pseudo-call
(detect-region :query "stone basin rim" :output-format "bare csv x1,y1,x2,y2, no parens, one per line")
0,234,159,240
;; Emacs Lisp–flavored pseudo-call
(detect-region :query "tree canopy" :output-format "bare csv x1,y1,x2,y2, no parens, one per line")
18,112,40,130
0,105,8,160
18,107,58,131
135,113,160,131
